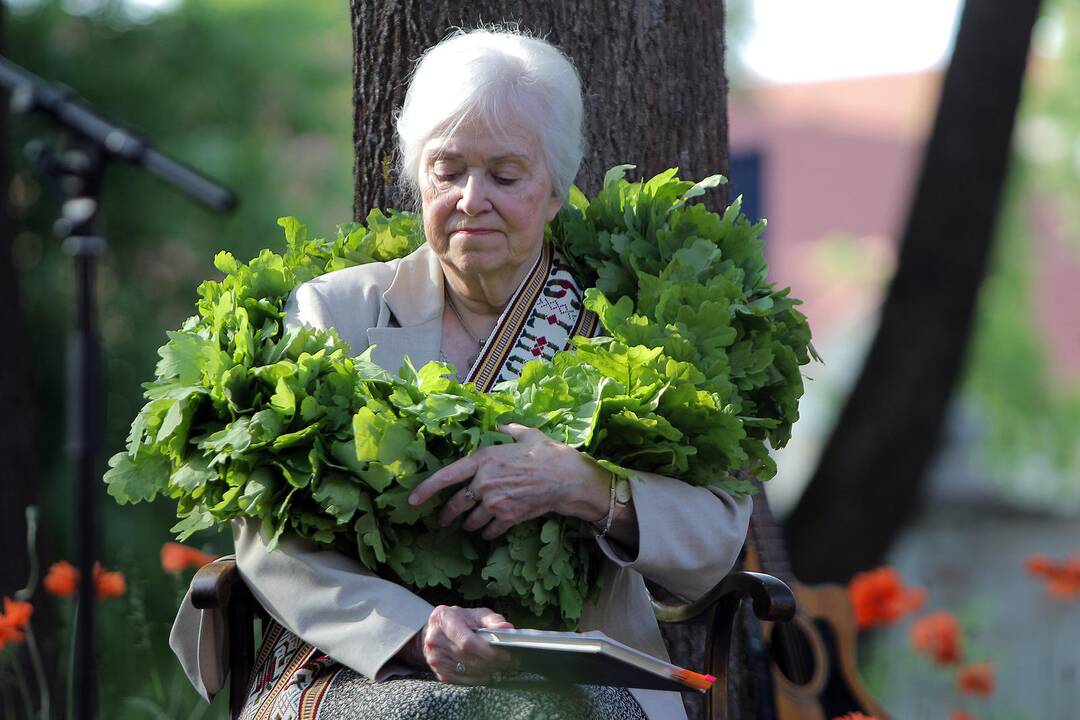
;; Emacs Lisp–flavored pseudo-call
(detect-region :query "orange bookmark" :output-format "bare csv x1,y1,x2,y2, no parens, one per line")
672,668,716,691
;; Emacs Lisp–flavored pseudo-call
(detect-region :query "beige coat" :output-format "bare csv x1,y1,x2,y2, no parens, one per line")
171,243,752,720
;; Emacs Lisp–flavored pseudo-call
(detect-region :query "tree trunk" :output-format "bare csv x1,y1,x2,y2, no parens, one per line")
784,0,1043,582
350,3,731,718
351,0,729,215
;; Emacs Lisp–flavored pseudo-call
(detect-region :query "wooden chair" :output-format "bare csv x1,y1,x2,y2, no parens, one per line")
191,560,795,720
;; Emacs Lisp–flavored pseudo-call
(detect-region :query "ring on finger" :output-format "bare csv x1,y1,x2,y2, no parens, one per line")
463,485,479,503
455,660,467,674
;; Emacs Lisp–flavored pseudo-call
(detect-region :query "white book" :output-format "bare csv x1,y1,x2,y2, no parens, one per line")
476,628,715,693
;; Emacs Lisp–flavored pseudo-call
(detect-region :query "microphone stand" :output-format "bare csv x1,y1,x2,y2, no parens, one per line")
0,55,237,720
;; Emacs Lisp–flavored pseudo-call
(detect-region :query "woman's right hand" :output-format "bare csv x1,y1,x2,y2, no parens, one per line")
409,605,516,684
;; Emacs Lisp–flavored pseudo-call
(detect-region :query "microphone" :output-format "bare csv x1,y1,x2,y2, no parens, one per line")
0,54,237,212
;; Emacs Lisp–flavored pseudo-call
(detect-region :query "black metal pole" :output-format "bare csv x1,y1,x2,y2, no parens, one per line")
71,248,101,719
56,143,105,720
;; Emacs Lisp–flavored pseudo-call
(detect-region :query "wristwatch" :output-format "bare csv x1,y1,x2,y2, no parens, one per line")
594,475,632,538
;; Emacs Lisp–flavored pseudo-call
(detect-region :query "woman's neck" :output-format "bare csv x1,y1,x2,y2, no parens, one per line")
439,245,542,318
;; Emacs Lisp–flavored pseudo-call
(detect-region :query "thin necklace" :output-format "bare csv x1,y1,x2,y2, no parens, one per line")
444,288,488,347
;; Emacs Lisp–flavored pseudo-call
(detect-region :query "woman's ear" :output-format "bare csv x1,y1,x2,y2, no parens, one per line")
544,190,563,223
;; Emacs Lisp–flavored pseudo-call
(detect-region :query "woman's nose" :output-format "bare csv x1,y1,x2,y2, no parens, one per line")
457,173,492,216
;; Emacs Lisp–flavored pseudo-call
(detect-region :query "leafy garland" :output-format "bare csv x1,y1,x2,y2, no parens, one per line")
105,166,814,628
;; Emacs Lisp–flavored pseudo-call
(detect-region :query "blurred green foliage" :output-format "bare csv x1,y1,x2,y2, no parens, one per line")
7,0,353,712
964,0,1080,510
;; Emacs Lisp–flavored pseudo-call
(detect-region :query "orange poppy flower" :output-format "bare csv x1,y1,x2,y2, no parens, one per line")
92,563,126,599
3,598,32,627
910,610,963,665
1025,554,1054,575
848,566,926,630
1025,553,1080,600
0,597,33,651
44,560,126,600
950,711,976,720
0,622,24,650
161,542,219,574
44,560,80,597
956,661,995,696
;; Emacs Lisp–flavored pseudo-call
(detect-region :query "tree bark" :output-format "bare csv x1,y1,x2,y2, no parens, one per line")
350,3,730,717
351,0,729,216
784,0,1043,582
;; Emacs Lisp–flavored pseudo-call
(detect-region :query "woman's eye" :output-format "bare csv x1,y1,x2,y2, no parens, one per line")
493,175,518,186
434,171,459,182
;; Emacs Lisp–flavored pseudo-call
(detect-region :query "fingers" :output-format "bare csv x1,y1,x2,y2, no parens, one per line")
497,423,541,442
423,606,512,684
438,485,482,527
467,608,514,666
424,606,483,683
409,455,479,506
411,435,550,536
481,517,514,541
458,502,494,532
475,608,515,630
457,608,511,663
441,483,527,533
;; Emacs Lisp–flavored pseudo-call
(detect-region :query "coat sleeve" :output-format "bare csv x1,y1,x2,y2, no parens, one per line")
285,281,338,332
232,518,434,681
239,273,435,681
595,470,752,602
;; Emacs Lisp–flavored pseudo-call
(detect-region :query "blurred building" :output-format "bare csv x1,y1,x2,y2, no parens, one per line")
733,70,1080,717
732,69,1080,512
730,71,941,344
730,71,943,515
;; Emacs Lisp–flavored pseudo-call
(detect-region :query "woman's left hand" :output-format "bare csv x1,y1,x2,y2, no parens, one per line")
408,423,610,539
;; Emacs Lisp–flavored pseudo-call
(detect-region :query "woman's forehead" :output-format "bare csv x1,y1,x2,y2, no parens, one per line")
422,122,540,163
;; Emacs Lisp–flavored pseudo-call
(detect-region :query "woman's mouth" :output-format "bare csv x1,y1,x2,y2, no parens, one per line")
453,228,497,235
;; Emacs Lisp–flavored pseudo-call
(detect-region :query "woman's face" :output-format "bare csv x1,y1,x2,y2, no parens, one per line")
418,121,562,279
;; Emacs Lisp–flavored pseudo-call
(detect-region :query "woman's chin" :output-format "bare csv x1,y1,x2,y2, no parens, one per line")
448,250,512,277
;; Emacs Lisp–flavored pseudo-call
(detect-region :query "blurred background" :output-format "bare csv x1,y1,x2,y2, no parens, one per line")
0,0,1076,717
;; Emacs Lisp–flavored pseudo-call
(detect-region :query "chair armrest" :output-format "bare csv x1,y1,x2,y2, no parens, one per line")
651,571,795,720
652,570,796,624
191,558,241,610
190,558,255,720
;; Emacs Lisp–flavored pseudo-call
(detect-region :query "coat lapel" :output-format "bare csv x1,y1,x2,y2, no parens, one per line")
365,244,444,373
366,319,441,374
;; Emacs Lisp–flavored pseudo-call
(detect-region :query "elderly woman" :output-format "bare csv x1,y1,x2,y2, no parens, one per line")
172,27,751,720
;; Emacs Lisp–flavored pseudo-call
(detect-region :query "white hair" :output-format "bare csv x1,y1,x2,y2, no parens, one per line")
395,26,584,203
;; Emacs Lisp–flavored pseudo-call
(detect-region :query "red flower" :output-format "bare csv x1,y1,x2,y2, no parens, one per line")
44,560,80,597
44,560,126,600
950,711,977,720
161,542,219,574
1025,554,1054,575
1025,553,1080,600
93,563,126,599
0,597,34,651
3,598,32,627
910,610,963,665
956,662,995,696
848,566,926,630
